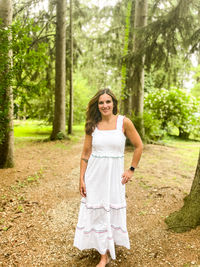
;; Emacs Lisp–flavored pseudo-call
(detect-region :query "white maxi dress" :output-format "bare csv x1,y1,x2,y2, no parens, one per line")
73,115,130,259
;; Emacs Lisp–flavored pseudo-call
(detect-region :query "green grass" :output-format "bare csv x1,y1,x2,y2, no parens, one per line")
163,135,200,146
163,136,200,168
127,135,200,192
14,120,85,143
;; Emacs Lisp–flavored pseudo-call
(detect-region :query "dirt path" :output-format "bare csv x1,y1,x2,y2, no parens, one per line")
0,139,200,267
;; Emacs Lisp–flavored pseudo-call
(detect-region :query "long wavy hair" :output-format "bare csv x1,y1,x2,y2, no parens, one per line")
85,88,118,135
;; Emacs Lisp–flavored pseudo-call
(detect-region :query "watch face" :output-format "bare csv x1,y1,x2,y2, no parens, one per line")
130,166,135,171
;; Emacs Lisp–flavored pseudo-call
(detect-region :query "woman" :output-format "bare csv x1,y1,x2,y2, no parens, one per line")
74,89,143,266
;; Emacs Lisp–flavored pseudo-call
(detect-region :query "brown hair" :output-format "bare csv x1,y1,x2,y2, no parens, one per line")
85,88,118,135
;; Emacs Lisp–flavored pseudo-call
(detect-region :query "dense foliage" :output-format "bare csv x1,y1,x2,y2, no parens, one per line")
12,19,48,119
130,112,164,143
144,88,200,139
1,0,200,143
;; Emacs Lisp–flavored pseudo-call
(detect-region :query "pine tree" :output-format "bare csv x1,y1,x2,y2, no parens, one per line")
51,0,67,140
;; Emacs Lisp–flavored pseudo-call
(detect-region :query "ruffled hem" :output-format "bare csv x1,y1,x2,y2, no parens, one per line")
74,201,130,259
74,225,130,259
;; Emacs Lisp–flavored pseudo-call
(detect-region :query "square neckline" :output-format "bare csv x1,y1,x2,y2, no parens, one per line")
96,115,119,131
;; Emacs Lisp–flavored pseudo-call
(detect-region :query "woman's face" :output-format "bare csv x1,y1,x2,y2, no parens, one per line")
98,93,114,116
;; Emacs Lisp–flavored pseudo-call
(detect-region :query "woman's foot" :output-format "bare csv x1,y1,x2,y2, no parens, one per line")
96,253,110,267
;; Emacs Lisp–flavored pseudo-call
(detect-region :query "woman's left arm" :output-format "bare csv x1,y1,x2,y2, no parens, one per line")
121,117,143,185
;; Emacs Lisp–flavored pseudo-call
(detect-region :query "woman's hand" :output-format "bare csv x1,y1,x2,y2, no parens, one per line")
79,180,86,197
121,169,134,185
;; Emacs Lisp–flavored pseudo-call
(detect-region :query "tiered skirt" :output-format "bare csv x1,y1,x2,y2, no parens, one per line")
73,153,130,259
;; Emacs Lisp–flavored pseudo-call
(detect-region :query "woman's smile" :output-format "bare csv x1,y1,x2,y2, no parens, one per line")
98,93,114,115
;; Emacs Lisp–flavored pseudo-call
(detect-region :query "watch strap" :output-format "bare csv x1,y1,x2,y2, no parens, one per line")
129,166,135,172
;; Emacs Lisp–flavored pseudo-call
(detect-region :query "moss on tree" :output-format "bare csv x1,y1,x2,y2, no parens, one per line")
165,150,200,233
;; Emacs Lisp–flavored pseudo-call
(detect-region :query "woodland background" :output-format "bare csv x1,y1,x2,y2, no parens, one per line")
0,0,200,265
0,0,200,147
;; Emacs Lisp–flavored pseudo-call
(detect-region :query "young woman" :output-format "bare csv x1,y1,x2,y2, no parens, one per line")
74,89,143,267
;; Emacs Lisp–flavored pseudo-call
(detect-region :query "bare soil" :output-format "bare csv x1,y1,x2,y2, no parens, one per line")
0,138,200,267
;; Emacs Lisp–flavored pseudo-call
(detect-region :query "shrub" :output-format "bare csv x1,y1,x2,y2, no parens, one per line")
144,88,199,139
130,111,165,143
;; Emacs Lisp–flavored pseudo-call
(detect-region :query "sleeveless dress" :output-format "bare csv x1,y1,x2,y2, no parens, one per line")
73,115,130,260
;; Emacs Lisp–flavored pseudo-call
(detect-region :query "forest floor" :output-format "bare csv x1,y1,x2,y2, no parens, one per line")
0,136,200,267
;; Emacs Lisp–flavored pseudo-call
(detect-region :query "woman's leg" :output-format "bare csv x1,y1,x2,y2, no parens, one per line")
96,252,110,267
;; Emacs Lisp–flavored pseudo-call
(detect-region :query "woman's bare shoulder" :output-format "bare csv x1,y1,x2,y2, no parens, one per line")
123,116,134,129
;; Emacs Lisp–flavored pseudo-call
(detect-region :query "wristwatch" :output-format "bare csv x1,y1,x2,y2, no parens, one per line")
129,166,135,172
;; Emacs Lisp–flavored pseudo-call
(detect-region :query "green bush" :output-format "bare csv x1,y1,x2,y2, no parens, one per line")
144,88,200,139
130,112,165,143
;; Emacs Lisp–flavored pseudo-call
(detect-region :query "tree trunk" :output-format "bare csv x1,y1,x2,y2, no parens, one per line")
51,0,66,140
121,0,134,116
197,9,200,83
68,0,73,135
198,44,200,83
178,127,190,139
0,0,14,168
130,0,148,139
46,57,54,122
165,150,200,233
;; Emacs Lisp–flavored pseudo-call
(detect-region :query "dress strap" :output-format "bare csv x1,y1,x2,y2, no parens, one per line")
116,115,125,132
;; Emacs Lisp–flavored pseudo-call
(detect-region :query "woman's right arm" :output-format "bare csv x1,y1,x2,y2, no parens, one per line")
79,134,92,197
